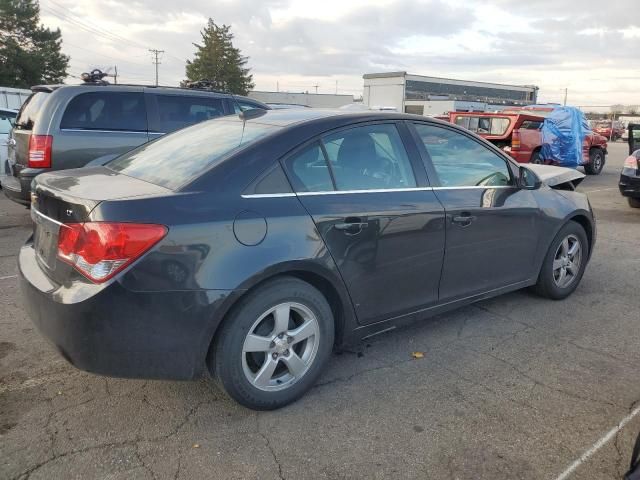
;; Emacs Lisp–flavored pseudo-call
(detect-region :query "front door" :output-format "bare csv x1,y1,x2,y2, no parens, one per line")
282,123,446,325
410,122,541,302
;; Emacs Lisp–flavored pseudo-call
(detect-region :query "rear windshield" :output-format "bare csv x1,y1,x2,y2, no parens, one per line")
107,119,278,189
454,116,510,135
15,92,50,130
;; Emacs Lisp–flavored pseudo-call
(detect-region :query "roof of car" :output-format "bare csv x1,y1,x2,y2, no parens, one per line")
243,108,440,128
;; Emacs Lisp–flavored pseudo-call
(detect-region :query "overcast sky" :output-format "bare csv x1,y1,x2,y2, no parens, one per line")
39,0,639,110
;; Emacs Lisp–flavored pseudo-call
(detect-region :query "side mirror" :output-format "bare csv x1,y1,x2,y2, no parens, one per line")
519,166,542,190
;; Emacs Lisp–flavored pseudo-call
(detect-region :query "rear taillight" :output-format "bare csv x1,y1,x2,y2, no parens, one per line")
624,155,640,170
57,222,167,283
512,130,521,150
28,135,53,168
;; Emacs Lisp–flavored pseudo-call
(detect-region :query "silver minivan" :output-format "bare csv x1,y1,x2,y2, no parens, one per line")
1,83,268,205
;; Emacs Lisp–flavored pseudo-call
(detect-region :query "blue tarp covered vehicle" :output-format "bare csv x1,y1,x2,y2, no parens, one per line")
541,107,590,168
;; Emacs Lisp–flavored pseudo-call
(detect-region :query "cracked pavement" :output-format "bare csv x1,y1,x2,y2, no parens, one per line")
1,142,639,479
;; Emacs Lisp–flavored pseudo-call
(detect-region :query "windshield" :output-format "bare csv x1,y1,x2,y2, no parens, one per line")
15,92,50,130
107,118,278,189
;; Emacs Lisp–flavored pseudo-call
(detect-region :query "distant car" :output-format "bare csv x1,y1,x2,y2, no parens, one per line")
0,108,17,167
21,109,595,410
593,121,624,141
449,108,608,175
266,103,310,109
620,124,640,208
1,81,269,205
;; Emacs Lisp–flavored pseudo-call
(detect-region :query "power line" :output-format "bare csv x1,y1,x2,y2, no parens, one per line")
149,49,164,86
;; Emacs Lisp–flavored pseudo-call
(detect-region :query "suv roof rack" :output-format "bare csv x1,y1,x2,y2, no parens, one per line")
182,79,227,94
81,69,110,85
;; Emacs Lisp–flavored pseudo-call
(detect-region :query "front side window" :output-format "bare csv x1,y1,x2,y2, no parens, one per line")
61,92,146,132
413,123,513,188
155,95,225,133
321,124,416,191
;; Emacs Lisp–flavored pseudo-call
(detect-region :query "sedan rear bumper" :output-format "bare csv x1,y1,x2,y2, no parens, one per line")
619,171,640,198
19,242,235,380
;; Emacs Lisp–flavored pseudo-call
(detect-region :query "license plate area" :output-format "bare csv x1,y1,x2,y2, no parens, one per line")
32,209,60,271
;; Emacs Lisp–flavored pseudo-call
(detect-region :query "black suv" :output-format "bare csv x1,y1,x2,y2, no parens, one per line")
1,82,269,205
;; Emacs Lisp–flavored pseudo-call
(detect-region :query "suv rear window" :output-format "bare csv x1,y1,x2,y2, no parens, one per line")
155,95,225,133
61,92,146,132
15,92,50,130
107,119,278,189
454,116,510,135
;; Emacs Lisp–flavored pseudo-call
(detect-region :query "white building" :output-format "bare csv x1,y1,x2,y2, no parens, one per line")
0,87,31,110
363,72,538,116
248,91,355,108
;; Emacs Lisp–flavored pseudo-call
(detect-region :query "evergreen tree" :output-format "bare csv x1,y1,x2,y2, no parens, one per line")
0,0,69,88
185,19,254,95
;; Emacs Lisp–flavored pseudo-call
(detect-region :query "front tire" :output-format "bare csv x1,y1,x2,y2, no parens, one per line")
628,197,640,208
211,277,334,410
584,149,605,175
533,221,589,300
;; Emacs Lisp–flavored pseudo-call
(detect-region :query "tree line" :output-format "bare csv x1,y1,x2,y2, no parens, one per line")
0,0,254,95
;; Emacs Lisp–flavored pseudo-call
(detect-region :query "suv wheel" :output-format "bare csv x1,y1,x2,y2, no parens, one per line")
533,221,589,300
628,197,640,208
211,277,334,410
585,149,604,175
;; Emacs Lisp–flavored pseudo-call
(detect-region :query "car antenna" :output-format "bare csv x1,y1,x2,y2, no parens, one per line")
238,108,267,121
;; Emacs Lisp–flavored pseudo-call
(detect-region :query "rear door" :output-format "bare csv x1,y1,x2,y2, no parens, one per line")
282,122,446,326
410,121,541,301
55,90,148,169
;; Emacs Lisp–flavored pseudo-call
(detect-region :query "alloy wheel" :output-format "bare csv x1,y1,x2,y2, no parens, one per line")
552,234,582,288
241,302,320,392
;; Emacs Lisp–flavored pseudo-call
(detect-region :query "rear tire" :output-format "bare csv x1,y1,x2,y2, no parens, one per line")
530,150,544,164
584,149,605,175
211,277,334,410
628,197,640,208
533,221,589,300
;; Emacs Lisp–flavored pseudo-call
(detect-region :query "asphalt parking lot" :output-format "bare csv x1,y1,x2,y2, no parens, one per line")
1,141,639,480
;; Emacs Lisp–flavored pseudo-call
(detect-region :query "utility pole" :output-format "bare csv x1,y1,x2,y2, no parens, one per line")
335,80,338,94
277,81,279,92
563,88,568,106
113,65,118,84
312,84,319,94
149,49,164,86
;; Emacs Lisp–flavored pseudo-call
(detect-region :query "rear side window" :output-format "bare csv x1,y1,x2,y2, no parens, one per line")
15,92,50,130
322,124,416,191
107,119,277,189
284,143,334,192
61,92,146,132
455,116,510,135
155,95,225,133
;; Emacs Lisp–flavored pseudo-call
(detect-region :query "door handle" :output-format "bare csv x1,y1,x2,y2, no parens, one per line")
334,218,368,234
452,214,476,226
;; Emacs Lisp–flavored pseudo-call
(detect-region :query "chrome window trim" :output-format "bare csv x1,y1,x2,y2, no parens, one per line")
297,187,433,196
432,185,514,190
240,185,517,198
241,193,297,199
60,129,147,134
32,208,64,227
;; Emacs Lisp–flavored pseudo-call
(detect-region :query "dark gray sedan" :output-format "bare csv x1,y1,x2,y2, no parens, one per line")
20,109,595,410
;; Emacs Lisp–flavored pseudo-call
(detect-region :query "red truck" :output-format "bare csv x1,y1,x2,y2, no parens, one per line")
448,108,608,175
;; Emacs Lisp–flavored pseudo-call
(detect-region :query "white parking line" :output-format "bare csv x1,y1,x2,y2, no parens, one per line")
582,187,618,193
0,274,17,281
554,404,640,480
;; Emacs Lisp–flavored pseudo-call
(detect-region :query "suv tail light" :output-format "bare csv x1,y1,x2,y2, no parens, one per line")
512,130,521,150
624,155,639,170
57,222,167,283
28,135,53,168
